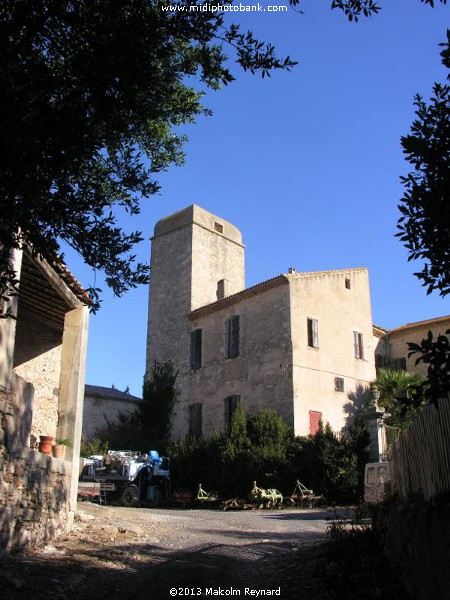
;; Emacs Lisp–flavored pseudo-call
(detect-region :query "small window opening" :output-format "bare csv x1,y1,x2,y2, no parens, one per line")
217,279,227,300
335,377,345,392
214,222,224,234
345,278,351,289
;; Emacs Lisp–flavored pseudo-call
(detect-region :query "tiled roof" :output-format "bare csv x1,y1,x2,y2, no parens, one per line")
51,258,90,304
389,315,450,336
85,385,141,402
373,324,389,337
289,266,367,278
189,274,289,320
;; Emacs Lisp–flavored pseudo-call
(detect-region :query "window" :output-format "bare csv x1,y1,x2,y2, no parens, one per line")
190,329,202,369
309,411,322,436
378,466,388,484
353,331,364,359
217,279,227,301
214,222,224,234
307,318,319,348
345,278,351,289
224,395,241,430
225,316,240,359
366,466,376,486
375,354,385,370
188,403,202,437
334,377,345,392
392,357,407,371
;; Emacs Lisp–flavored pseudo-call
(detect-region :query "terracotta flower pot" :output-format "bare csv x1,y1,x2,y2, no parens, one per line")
39,435,54,455
52,444,67,460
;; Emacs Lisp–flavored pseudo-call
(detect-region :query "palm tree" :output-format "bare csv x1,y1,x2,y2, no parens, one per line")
371,368,425,430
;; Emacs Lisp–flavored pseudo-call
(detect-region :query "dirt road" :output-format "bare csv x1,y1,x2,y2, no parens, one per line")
1,503,336,600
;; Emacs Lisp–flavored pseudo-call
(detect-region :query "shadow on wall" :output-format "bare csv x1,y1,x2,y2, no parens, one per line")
344,383,371,424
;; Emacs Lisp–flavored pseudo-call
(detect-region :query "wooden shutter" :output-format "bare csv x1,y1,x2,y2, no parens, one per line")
226,316,240,359
353,332,364,359
224,395,240,429
307,318,318,348
189,403,202,436
309,411,322,436
190,329,202,369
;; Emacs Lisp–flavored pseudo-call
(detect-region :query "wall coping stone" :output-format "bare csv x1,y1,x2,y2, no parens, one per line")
25,449,70,475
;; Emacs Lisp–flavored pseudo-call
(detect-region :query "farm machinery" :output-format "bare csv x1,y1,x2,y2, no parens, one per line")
79,449,171,506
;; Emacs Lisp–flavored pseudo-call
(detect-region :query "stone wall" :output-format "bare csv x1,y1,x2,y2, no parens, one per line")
13,318,63,441
178,282,293,437
0,374,72,551
373,498,450,600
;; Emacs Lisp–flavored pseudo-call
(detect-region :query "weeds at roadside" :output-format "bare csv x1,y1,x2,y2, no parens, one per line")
318,506,410,600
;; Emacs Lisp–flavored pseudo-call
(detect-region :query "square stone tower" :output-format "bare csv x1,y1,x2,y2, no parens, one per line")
146,205,245,434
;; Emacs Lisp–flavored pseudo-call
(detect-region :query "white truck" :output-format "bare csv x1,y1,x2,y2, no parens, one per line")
79,449,171,506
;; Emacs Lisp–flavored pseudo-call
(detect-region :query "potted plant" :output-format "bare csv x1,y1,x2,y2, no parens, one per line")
38,435,55,455
52,438,72,460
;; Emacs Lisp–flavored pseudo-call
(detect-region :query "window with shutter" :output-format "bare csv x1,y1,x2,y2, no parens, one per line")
188,403,202,437
217,279,227,300
392,357,407,370
307,318,319,348
190,329,202,369
353,331,364,359
224,395,240,430
225,316,240,359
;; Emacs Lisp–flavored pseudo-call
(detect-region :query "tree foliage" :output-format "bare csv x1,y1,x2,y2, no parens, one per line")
1,0,446,314
93,361,177,452
0,0,295,314
397,31,450,297
408,329,450,404
170,408,369,503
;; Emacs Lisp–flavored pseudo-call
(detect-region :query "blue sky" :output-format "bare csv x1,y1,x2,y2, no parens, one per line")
65,0,449,396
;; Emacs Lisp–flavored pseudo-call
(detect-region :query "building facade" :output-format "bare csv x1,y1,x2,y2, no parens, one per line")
374,316,450,377
146,205,376,439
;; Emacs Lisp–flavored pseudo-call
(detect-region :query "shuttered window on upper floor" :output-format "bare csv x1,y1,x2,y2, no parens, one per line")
190,328,202,370
225,315,240,359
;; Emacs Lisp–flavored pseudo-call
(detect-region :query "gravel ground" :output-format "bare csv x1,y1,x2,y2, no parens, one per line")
1,502,336,600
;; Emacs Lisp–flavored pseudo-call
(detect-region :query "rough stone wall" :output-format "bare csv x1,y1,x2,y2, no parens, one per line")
190,208,245,310
0,374,71,551
172,283,294,437
82,394,141,439
147,205,247,438
289,269,376,435
373,498,450,600
13,319,63,441
146,222,193,371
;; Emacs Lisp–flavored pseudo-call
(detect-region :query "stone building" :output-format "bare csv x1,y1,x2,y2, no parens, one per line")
82,385,141,440
146,205,376,439
0,248,89,550
374,315,450,376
